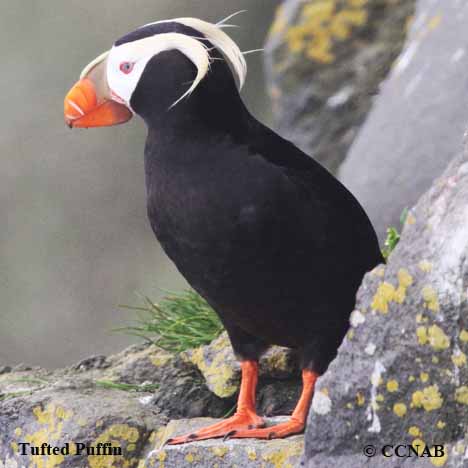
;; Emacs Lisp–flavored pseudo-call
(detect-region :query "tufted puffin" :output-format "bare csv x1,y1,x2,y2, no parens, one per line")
64,16,383,443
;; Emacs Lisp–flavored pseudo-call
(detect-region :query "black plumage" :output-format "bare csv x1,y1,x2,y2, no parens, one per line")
66,19,383,442
126,23,383,374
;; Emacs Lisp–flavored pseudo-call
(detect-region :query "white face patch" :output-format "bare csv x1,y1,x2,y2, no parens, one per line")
106,32,210,108
80,17,247,111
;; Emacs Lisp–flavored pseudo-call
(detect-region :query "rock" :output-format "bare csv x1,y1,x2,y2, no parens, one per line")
264,0,415,173
339,0,468,241
182,332,301,415
182,332,299,398
0,378,164,468
0,342,233,468
142,417,304,468
303,142,468,467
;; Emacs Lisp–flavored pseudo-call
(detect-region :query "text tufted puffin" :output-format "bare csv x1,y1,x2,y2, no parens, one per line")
64,16,383,443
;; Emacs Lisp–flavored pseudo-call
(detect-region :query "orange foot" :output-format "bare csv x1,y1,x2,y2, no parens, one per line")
166,412,265,445
229,416,304,440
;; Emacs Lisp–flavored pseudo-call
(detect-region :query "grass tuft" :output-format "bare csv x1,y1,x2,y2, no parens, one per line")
94,380,159,393
381,208,409,260
118,290,224,353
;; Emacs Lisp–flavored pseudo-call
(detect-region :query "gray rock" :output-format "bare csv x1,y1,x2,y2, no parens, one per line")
303,142,468,467
142,417,304,468
264,0,415,173
182,332,302,416
339,0,468,241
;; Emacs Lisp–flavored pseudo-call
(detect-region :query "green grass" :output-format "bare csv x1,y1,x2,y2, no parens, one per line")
94,380,159,393
381,208,409,260
118,290,224,353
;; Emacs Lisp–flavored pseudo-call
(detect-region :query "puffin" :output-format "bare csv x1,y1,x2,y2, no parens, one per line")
64,16,383,443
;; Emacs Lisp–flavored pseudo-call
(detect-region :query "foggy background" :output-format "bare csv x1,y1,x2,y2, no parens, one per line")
0,1,278,368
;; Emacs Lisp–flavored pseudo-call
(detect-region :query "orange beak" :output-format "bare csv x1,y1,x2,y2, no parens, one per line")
64,78,132,128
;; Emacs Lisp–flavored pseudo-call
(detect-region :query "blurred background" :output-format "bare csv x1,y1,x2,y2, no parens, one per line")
0,1,279,368
3,0,465,369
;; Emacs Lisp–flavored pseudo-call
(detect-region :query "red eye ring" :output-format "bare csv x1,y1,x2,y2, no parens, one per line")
119,62,134,74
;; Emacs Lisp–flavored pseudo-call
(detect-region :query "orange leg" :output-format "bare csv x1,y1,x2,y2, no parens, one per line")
229,369,318,440
167,360,264,445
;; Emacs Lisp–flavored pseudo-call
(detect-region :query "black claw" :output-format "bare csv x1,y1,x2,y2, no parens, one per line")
267,432,276,440
248,424,254,430
223,430,237,441
165,438,174,445
188,433,198,440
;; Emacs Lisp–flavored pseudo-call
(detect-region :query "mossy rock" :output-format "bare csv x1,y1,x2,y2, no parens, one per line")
265,0,415,173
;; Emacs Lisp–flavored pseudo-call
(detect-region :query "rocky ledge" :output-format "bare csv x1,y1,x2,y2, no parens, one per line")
0,335,301,468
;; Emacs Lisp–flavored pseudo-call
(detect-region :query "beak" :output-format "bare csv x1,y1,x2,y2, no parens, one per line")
64,57,132,128
64,79,132,128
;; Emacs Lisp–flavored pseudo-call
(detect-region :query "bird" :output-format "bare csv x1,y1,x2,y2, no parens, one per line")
64,15,383,444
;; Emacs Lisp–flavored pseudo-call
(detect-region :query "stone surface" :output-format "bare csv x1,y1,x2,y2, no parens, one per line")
0,343,231,468
182,332,302,416
264,0,415,173
303,143,468,467
182,332,299,398
142,417,304,468
0,338,303,467
339,0,468,241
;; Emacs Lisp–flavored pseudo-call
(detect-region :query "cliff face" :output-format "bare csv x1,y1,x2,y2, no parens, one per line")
264,0,415,173
303,142,468,467
339,0,468,241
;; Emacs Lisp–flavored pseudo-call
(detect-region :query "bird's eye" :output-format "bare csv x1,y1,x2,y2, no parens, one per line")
119,62,134,74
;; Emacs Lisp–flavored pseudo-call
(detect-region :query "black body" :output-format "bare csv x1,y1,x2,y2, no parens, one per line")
124,23,383,374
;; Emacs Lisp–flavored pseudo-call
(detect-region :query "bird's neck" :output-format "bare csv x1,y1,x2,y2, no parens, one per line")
144,84,252,140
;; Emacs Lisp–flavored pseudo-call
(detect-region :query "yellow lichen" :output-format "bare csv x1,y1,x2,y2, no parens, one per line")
418,260,433,273
417,325,450,350
411,385,443,411
386,380,399,393
432,356,439,364
371,282,396,313
211,447,228,458
246,448,257,461
88,424,140,468
285,0,369,64
24,403,74,468
421,286,440,312
151,354,172,367
420,372,429,383
436,420,446,429
372,266,386,277
411,438,425,456
184,345,238,398
14,428,21,437
455,386,468,405
460,330,468,342
408,375,415,382
408,426,422,437
430,450,448,467
393,403,407,417
417,327,428,345
451,350,467,367
269,5,287,38
261,440,304,468
376,394,384,402
356,392,365,406
185,453,195,463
